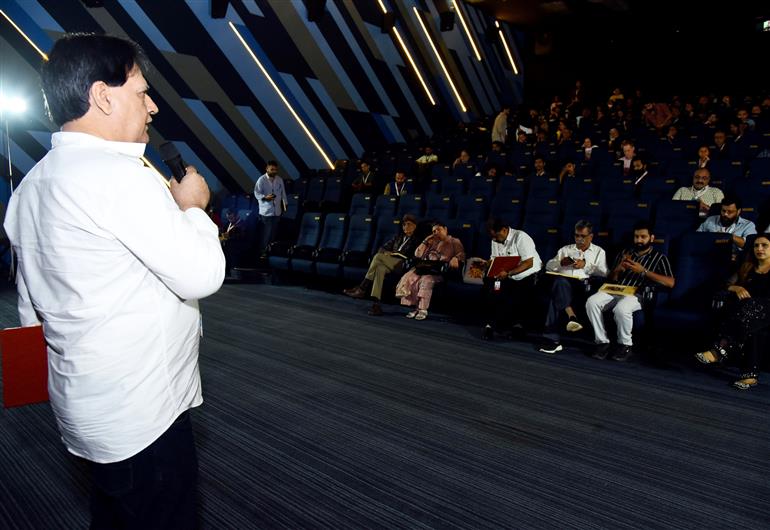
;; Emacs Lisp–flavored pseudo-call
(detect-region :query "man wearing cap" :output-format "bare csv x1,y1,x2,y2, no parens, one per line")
344,214,418,315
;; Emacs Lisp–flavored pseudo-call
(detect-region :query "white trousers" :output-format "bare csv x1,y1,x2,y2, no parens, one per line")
586,291,642,346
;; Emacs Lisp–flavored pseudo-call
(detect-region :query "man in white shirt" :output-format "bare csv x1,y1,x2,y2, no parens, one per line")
254,160,288,254
538,221,608,354
481,218,542,340
3,34,225,527
672,168,724,217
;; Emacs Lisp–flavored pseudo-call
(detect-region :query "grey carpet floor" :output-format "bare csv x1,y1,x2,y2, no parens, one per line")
1,282,768,529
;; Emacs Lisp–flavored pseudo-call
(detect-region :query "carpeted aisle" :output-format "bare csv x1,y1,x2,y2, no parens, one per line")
1,283,768,529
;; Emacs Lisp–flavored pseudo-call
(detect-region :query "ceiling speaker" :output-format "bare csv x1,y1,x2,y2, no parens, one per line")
381,12,395,33
303,0,326,23
211,0,229,19
439,11,455,31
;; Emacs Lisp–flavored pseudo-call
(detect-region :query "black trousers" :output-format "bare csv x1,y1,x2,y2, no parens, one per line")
542,277,583,341
482,274,538,330
88,411,198,530
718,296,770,376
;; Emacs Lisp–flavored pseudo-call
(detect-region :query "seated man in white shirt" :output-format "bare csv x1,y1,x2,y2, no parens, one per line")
538,220,608,354
481,218,542,340
672,168,724,217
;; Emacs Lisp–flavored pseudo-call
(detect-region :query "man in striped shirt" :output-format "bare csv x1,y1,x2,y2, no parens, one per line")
586,221,675,361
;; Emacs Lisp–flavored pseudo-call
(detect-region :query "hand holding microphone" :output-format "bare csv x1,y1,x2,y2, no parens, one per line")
160,142,210,211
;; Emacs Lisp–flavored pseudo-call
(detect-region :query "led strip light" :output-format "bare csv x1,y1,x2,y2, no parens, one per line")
451,0,481,62
495,20,519,75
228,21,334,169
376,1,435,105
413,7,466,112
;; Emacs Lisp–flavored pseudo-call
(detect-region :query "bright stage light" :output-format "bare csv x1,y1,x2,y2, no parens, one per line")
0,95,28,115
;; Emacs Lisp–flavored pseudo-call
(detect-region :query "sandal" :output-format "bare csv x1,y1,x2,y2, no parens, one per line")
414,310,428,321
695,346,726,365
406,310,418,319
733,372,759,390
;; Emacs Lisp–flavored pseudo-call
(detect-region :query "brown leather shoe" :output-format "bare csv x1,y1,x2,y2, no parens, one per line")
343,286,366,299
368,302,383,316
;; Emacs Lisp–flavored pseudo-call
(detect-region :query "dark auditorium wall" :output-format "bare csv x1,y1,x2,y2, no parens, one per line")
524,3,770,105
0,0,524,204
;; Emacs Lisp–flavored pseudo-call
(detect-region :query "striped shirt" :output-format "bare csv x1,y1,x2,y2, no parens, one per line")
612,248,673,288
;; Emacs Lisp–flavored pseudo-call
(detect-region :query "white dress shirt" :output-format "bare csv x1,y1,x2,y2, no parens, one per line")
3,132,225,463
545,243,608,280
490,228,541,280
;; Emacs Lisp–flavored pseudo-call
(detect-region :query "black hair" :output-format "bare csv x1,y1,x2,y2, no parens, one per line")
487,218,508,233
721,194,741,209
633,220,652,233
41,33,149,126
266,160,278,167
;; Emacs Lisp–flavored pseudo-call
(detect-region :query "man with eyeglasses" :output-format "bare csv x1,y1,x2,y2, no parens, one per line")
538,220,608,354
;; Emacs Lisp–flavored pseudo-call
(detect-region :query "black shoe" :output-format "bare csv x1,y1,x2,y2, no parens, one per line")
591,343,611,360
482,324,493,341
611,345,634,362
538,341,563,354
368,302,383,316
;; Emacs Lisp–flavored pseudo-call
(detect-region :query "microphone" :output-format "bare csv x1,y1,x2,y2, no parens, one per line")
159,142,186,183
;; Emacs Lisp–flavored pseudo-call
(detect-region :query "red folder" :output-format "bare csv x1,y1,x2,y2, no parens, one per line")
486,256,521,278
0,325,49,408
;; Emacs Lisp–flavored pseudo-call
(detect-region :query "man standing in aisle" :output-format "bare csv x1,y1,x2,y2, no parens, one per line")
492,106,510,144
3,34,225,527
254,160,288,254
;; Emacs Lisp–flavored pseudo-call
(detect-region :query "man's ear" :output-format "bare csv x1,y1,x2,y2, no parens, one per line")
89,81,112,115
649,234,656,243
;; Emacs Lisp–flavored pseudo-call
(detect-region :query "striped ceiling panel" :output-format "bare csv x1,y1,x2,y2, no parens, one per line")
0,0,523,199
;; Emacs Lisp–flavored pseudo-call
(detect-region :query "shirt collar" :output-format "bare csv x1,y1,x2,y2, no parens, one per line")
52,131,147,158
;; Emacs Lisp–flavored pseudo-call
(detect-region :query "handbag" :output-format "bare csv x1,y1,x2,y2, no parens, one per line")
413,259,448,275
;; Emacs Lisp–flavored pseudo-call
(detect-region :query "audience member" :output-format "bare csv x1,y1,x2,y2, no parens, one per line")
415,146,438,167
695,234,770,390
532,155,549,178
586,221,675,361
452,149,473,170
395,221,465,321
220,209,243,275
481,218,542,340
383,170,412,197
712,130,731,160
697,195,756,257
631,156,649,186
619,140,636,175
558,161,577,183
672,168,724,217
538,220,608,354
696,145,712,169
351,161,378,194
607,127,622,158
344,214,418,315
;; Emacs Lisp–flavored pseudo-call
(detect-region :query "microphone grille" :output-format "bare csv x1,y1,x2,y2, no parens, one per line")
158,141,180,162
